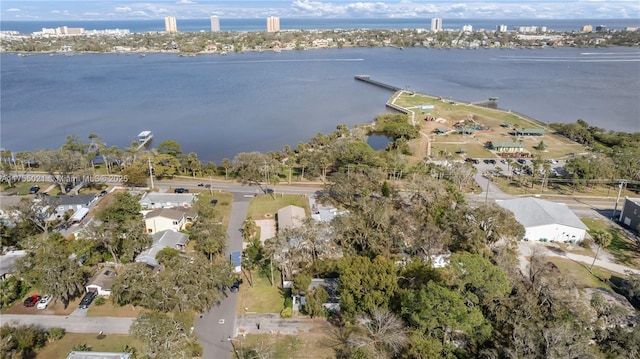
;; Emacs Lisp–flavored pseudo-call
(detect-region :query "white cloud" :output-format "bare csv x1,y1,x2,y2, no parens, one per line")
177,0,196,3
6,8,20,12
115,6,132,13
83,12,100,16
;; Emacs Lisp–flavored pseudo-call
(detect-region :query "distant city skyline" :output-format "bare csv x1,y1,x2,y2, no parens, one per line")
1,1,639,21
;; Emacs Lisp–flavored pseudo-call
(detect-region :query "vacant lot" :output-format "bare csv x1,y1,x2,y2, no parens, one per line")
239,325,335,359
582,218,640,270
237,274,285,314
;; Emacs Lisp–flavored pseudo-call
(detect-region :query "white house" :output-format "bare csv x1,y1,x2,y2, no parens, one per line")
496,197,587,242
85,267,117,296
135,230,189,267
50,194,98,219
144,208,187,233
139,192,197,209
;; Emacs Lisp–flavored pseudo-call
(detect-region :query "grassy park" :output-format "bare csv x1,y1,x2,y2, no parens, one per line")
393,91,585,161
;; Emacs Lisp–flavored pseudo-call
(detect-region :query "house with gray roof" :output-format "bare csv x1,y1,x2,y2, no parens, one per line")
496,197,587,242
139,192,197,209
135,230,189,267
50,194,99,219
85,266,117,296
277,205,306,231
0,250,26,280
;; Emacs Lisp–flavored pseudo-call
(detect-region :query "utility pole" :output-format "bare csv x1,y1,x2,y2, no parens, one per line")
148,157,154,189
484,175,491,203
612,180,626,220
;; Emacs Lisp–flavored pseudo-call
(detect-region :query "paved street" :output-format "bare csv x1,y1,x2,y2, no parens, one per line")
0,314,133,334
193,192,251,359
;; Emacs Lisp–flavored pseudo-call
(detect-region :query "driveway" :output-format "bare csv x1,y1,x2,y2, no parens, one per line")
0,314,133,334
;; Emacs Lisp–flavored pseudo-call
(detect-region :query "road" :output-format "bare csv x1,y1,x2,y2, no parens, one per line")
0,314,133,334
193,192,251,359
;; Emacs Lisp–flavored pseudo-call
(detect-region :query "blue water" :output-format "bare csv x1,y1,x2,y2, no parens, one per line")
1,47,639,163
2,18,639,34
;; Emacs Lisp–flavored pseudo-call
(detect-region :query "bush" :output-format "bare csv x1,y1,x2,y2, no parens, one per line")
280,307,293,318
94,296,106,306
284,296,293,308
46,327,66,342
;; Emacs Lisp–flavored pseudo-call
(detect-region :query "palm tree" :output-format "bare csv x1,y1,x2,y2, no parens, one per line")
221,158,231,180
590,230,612,271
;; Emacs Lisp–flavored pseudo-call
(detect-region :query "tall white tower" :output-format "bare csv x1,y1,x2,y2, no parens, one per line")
267,16,280,32
164,16,178,33
211,16,220,32
430,18,442,32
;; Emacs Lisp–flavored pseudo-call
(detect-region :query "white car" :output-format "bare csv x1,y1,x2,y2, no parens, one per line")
36,295,52,310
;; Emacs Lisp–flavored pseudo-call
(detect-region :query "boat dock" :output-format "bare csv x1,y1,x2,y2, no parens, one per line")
354,75,402,92
136,131,153,150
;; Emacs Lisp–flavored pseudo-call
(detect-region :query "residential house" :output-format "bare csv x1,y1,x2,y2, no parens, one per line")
85,266,117,296
0,250,26,280
50,194,98,219
143,208,188,233
0,196,21,226
618,197,640,233
497,197,587,242
135,230,189,267
139,192,197,209
277,205,306,231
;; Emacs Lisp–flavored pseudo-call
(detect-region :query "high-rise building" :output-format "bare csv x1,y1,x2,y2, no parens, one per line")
496,24,508,32
267,16,280,32
462,24,473,32
581,25,593,32
165,16,178,33
430,18,442,32
210,16,220,32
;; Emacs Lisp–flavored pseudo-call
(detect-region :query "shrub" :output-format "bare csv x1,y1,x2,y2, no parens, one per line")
280,307,293,318
46,327,66,342
284,296,293,308
94,296,106,306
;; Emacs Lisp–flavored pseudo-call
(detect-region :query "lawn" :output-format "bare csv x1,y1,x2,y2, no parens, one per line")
546,257,614,290
238,331,335,359
394,91,585,162
582,218,640,270
246,194,310,220
237,273,286,314
36,333,144,359
86,300,145,317
194,190,234,227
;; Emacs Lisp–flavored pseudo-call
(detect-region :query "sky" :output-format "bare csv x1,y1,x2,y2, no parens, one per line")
1,0,639,21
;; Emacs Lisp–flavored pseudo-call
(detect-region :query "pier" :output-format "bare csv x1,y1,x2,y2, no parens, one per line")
354,75,402,92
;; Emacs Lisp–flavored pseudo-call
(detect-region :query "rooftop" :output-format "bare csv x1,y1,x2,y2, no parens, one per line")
496,197,587,230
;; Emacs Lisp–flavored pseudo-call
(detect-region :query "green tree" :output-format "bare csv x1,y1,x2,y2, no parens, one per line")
0,277,22,309
131,312,194,359
590,230,613,271
221,158,232,180
156,139,183,157
304,286,328,318
15,235,85,308
338,256,398,319
1,323,47,358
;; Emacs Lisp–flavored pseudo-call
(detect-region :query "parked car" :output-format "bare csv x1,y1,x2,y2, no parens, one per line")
487,159,496,164
230,279,241,293
79,292,97,309
29,185,40,194
36,295,53,310
465,158,479,164
23,295,41,307
517,158,526,164
210,199,218,206
65,182,74,192
174,188,189,193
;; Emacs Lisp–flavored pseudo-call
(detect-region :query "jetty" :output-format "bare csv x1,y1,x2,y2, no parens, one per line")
136,131,153,150
354,75,401,92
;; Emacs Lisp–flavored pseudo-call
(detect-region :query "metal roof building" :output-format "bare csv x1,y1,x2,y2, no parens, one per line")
497,197,587,242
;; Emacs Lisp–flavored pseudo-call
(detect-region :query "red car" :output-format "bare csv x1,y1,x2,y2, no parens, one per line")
23,295,41,307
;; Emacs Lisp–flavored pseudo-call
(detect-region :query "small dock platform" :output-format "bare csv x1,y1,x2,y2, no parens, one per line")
136,131,153,150
354,75,402,92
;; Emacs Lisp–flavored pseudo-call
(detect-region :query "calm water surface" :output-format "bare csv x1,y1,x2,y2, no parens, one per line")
1,47,638,163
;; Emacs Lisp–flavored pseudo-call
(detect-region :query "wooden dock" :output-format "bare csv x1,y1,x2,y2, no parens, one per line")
354,75,402,92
